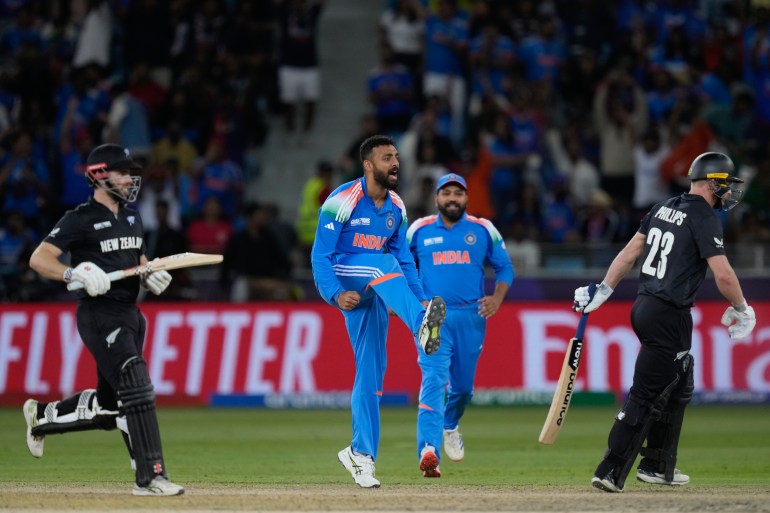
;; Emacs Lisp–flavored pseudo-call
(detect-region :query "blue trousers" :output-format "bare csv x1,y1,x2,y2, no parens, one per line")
416,307,485,461
333,253,426,460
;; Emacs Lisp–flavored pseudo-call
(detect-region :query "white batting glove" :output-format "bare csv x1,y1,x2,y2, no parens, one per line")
69,262,111,297
142,270,172,295
721,302,756,340
573,281,613,313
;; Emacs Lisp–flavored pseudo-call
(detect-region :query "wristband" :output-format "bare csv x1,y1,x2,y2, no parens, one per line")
733,300,748,313
598,281,614,294
63,267,73,283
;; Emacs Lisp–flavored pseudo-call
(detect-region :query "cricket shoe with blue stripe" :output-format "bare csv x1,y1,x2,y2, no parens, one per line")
637,468,690,486
418,296,446,355
338,446,380,488
443,427,464,462
592,470,623,493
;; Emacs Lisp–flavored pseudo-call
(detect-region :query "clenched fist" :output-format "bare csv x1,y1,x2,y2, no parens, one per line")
721,302,756,340
142,270,172,295
70,262,110,297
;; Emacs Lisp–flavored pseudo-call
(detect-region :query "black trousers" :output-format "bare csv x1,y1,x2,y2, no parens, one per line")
76,299,147,410
629,294,692,403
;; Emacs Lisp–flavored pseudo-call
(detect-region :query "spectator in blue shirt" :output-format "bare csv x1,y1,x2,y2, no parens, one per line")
367,43,416,136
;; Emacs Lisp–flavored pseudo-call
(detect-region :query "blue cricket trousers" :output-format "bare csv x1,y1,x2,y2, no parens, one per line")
416,306,485,460
333,253,426,460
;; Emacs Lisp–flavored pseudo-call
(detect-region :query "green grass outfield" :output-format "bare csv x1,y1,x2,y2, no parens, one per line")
0,405,768,486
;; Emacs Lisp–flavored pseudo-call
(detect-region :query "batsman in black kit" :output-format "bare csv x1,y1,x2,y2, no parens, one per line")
573,152,757,493
24,144,184,496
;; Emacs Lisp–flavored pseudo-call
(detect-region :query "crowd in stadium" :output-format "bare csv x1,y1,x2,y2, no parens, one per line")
1,0,769,303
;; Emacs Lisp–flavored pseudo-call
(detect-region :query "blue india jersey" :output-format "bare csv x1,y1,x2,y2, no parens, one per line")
407,213,514,307
311,177,426,305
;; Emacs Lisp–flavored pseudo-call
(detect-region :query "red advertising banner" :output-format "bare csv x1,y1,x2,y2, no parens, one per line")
1,302,768,405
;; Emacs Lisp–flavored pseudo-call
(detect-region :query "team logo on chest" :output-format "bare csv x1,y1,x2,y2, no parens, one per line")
464,232,477,245
432,249,471,265
100,236,143,253
127,216,136,226
385,216,395,230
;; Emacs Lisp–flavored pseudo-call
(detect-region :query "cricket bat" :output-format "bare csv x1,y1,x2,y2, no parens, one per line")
67,252,223,291
538,283,597,445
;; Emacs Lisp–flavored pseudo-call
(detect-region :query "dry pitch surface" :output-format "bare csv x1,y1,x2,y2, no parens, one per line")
2,483,769,513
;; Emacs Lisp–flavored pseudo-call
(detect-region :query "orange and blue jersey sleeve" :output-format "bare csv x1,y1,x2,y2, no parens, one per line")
310,181,360,304
476,217,514,287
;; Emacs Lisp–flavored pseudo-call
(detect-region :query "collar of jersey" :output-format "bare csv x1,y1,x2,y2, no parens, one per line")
360,176,394,211
681,193,708,205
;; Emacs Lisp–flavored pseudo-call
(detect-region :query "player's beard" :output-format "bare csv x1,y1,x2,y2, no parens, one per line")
438,201,465,222
373,165,398,190
100,177,141,204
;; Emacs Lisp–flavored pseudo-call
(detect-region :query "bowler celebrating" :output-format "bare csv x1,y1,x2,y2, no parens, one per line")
311,135,446,488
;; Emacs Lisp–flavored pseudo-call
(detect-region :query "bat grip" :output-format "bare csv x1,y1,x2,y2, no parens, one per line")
66,270,125,291
575,282,597,339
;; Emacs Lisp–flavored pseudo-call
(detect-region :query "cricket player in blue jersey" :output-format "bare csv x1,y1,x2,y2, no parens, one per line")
311,134,447,488
407,173,514,477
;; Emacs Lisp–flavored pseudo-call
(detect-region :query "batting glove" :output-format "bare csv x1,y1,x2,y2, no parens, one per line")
69,262,111,297
721,301,756,340
573,281,613,313
142,270,172,295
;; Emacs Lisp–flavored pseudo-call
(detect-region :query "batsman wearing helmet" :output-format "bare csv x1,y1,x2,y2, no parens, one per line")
24,144,184,496
573,152,757,493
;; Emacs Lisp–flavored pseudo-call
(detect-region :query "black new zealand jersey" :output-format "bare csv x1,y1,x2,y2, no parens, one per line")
637,193,725,308
44,198,145,303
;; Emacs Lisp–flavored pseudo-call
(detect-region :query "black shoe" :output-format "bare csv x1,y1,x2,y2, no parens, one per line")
591,470,623,493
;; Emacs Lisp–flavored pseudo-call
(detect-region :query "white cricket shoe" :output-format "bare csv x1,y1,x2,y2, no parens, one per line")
337,446,380,488
419,446,441,478
23,399,44,458
637,468,690,486
132,476,185,496
443,427,464,462
418,296,446,355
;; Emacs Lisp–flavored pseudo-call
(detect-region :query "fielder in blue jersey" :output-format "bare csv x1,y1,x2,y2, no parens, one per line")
311,135,447,488
407,173,514,478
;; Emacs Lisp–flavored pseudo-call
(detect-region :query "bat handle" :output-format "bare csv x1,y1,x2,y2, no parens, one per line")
575,282,597,339
66,281,83,291
66,270,125,291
